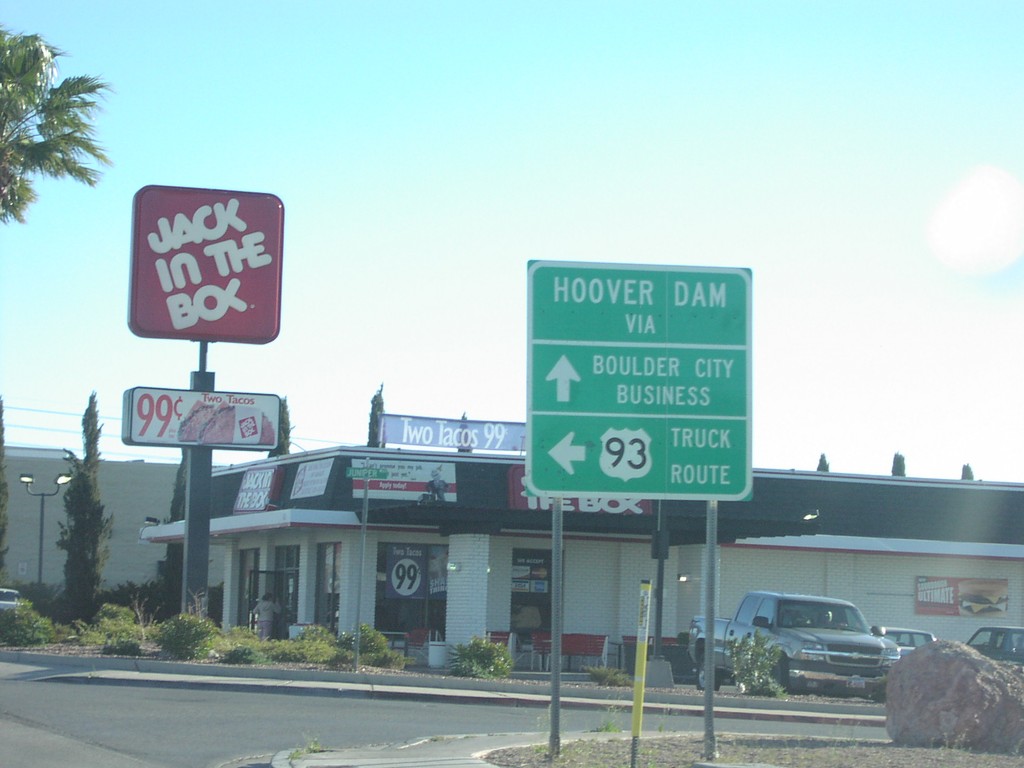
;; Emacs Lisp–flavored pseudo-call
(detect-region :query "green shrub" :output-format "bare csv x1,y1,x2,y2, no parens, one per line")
338,624,389,656
0,600,56,646
337,624,406,669
265,637,348,666
365,647,408,670
221,645,269,665
295,624,337,645
75,603,145,646
727,631,785,697
9,583,62,620
103,637,143,656
157,613,220,660
214,625,259,649
449,636,513,679
586,665,631,687
255,625,351,667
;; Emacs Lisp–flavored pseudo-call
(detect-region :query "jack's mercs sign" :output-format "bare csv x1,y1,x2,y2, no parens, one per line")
129,185,284,344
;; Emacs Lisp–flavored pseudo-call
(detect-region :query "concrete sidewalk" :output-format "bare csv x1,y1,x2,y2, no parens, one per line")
0,650,886,768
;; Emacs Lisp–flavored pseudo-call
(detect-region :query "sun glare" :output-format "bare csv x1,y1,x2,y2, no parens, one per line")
926,165,1024,275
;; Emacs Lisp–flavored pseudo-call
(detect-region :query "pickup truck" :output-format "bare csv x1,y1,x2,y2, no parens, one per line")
965,626,1024,664
0,588,19,611
688,591,900,695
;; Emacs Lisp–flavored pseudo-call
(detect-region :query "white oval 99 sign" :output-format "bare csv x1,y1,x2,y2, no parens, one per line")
390,558,422,597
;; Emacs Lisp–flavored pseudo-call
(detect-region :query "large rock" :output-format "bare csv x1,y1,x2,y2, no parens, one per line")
886,639,1024,754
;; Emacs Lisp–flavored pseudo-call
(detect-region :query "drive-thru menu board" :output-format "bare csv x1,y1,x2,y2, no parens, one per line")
527,261,751,500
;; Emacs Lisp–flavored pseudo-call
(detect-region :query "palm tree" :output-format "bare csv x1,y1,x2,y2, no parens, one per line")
0,27,111,224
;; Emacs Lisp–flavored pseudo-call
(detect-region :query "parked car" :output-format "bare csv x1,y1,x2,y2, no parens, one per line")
689,590,899,695
883,627,937,658
0,588,20,611
965,626,1024,663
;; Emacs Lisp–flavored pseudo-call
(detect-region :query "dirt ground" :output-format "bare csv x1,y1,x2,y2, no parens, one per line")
485,733,1024,768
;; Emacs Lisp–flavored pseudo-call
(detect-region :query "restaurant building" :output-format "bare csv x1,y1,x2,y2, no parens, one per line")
138,445,1024,659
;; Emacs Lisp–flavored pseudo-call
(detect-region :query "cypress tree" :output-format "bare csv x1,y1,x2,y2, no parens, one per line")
57,393,112,621
961,463,974,481
267,397,291,458
816,453,830,472
891,452,906,477
367,384,385,447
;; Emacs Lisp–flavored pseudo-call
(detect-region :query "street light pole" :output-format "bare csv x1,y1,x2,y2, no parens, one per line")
19,473,72,585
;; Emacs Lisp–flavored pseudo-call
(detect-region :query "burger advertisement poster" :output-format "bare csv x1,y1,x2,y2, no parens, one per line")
915,576,1009,617
122,387,280,450
129,185,284,344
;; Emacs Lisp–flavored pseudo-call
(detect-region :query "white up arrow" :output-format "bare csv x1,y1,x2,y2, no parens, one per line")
546,355,580,402
549,432,586,474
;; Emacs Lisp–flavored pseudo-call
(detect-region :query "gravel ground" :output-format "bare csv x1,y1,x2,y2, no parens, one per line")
485,733,1024,767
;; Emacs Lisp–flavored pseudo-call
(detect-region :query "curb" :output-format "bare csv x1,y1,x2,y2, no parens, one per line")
0,649,887,728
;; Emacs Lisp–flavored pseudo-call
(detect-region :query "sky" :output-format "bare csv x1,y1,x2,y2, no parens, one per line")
4,2,1024,483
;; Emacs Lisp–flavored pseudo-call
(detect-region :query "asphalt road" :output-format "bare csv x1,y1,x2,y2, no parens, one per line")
0,662,884,768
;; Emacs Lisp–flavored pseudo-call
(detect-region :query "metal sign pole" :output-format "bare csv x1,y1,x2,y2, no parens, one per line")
549,496,563,759
702,499,719,761
353,459,370,670
653,501,665,657
630,579,653,768
182,341,213,614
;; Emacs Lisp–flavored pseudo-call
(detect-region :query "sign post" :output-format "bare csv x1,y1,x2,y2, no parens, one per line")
631,580,653,768
128,185,284,614
347,464,389,668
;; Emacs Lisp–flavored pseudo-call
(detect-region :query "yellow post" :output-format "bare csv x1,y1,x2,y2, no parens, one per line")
630,579,653,768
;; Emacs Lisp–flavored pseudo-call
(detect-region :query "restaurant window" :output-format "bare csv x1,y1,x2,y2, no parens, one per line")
237,548,260,629
273,544,300,629
315,542,342,633
510,548,552,642
374,543,448,638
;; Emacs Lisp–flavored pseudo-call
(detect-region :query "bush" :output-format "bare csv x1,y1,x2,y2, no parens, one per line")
251,625,349,668
365,647,408,670
727,631,785,697
75,603,146,646
9,582,63,620
586,665,631,687
103,637,143,656
338,624,407,669
0,600,56,646
216,625,260,648
449,636,513,679
265,637,349,667
221,645,269,665
157,613,220,660
338,624,389,656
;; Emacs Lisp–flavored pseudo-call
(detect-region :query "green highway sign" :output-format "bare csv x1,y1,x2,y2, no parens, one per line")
526,261,751,500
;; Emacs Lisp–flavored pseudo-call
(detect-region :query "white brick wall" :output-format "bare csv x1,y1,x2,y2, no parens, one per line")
718,543,1024,642
445,533,492,650
486,537,514,631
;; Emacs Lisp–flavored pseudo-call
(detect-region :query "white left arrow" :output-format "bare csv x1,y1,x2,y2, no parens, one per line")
549,432,586,474
546,355,580,402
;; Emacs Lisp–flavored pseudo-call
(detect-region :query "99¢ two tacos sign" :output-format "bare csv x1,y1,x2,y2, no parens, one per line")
129,185,284,343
